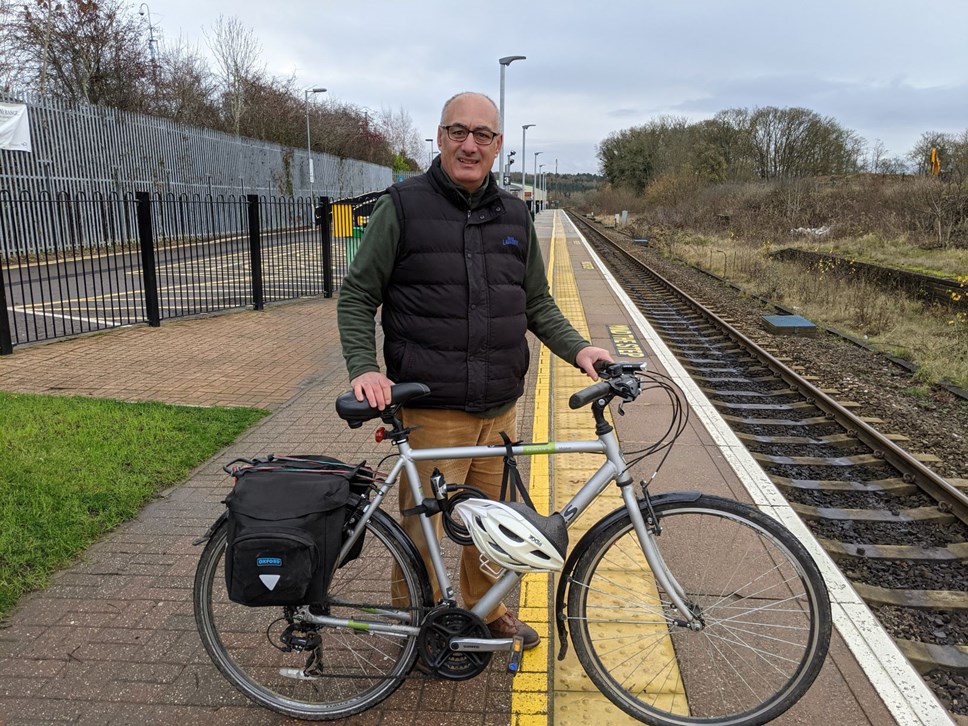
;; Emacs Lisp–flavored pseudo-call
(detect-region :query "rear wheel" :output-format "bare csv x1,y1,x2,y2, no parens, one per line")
194,509,431,721
567,495,831,726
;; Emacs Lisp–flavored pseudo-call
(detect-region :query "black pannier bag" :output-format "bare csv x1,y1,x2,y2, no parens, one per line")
222,455,376,607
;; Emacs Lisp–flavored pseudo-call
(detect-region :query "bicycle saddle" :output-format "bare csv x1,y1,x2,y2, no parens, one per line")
335,382,430,428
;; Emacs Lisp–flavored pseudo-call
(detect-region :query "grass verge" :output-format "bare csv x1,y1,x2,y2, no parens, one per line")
0,392,267,618
659,231,968,390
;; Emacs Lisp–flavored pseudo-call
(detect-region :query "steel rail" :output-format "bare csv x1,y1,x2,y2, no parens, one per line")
571,214,968,526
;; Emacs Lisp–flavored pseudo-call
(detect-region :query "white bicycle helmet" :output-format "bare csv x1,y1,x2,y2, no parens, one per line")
453,499,568,573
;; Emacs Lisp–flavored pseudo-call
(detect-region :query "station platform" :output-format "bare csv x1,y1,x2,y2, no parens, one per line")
0,209,950,725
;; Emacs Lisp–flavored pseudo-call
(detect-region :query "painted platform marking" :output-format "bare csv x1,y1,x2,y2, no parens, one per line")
510,211,684,725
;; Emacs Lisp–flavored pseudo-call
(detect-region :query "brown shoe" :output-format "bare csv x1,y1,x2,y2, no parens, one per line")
487,611,540,650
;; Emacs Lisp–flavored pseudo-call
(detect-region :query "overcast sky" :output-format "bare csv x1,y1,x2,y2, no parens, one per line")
147,0,968,175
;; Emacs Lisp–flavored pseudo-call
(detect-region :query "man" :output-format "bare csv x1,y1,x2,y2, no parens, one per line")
337,91,611,649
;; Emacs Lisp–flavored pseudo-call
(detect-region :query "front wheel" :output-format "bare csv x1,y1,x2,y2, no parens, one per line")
567,494,831,726
193,508,432,721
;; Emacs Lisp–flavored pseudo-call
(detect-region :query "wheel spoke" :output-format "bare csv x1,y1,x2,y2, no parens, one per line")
193,511,425,719
567,496,830,724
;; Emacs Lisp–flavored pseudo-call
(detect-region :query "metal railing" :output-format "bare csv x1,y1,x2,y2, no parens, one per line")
0,189,383,353
1,89,391,204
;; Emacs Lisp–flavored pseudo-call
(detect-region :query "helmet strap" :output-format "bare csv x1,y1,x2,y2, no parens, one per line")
498,431,535,510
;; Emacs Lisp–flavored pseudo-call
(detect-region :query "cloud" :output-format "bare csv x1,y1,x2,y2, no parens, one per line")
149,0,968,173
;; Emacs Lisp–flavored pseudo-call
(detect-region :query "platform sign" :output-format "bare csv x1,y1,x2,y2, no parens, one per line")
608,324,646,358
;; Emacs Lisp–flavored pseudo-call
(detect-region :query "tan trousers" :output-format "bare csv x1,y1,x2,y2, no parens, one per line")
392,406,517,624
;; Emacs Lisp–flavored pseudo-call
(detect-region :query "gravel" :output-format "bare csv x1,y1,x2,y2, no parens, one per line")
599,226,968,717
608,232,968,484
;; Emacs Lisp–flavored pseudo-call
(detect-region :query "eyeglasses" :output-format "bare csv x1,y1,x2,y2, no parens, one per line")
440,124,499,146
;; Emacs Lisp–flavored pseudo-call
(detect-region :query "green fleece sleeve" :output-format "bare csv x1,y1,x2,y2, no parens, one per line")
336,195,399,381
523,217,590,364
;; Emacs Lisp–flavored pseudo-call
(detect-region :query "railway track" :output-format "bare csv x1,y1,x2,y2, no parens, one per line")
568,212,968,720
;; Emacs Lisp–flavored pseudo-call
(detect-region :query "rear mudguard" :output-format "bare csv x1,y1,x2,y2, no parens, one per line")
192,510,228,546
554,490,702,661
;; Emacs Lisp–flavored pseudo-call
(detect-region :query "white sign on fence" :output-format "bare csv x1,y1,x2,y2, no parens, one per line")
0,102,32,152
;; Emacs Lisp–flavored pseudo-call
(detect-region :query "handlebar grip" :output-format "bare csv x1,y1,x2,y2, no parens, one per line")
569,381,612,410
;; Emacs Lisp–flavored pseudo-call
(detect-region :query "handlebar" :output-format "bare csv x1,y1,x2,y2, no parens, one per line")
335,363,648,427
569,362,646,410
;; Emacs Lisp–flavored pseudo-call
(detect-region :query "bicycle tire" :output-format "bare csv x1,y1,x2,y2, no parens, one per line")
567,494,831,726
194,508,432,721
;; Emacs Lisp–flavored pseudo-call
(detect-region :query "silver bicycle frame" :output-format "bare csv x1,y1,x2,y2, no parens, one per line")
324,423,698,627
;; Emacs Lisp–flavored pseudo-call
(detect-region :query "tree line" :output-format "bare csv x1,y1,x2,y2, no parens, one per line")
597,106,968,190
0,0,424,170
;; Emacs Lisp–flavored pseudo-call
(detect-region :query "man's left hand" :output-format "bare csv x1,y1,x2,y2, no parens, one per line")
575,346,614,380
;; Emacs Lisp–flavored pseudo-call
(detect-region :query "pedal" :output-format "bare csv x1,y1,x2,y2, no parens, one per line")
507,635,524,674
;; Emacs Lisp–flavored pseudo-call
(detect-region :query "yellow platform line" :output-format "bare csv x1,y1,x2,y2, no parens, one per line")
511,211,684,725
510,216,557,726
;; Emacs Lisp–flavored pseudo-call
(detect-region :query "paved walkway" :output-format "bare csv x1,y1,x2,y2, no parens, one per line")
0,209,900,725
0,296,525,725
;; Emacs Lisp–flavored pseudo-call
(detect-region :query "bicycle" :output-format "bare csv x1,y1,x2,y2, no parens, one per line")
193,361,832,725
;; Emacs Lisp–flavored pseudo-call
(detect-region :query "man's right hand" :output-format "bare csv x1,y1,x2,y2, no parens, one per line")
351,371,395,410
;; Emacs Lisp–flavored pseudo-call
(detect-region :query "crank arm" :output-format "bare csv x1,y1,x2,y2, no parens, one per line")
449,637,515,652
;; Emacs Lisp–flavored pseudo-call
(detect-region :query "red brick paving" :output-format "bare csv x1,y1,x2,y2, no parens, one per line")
0,296,519,725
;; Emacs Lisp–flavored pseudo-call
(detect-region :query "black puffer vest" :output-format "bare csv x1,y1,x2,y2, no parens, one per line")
382,162,531,411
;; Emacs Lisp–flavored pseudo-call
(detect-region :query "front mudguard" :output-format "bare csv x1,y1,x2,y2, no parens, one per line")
553,490,702,661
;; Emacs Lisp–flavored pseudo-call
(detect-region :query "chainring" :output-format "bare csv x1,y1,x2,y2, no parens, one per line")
416,608,491,680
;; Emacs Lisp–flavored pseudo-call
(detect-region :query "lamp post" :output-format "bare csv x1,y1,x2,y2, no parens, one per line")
138,3,158,86
533,151,543,211
498,55,526,188
304,86,327,200
425,138,434,168
538,163,545,211
521,124,535,205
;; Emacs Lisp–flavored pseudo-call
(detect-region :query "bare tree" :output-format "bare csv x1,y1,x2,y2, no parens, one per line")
204,15,265,136
747,106,861,179
0,0,18,91
597,116,691,191
908,131,954,176
314,102,393,166
949,129,968,184
867,138,888,173
376,105,422,168
2,0,152,108
151,36,220,127
239,73,303,148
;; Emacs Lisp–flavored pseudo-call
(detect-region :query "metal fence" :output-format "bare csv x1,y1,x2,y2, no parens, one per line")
0,89,391,203
0,189,383,354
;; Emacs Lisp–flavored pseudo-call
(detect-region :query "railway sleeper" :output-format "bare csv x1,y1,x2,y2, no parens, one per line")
791,502,955,523
772,476,918,494
753,452,882,466
685,362,763,373
657,321,717,331
715,400,817,411
682,363,769,374
736,432,858,445
689,373,776,383
668,342,738,353
818,538,968,560
895,639,968,675
722,413,834,426
853,582,968,610
701,387,799,397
